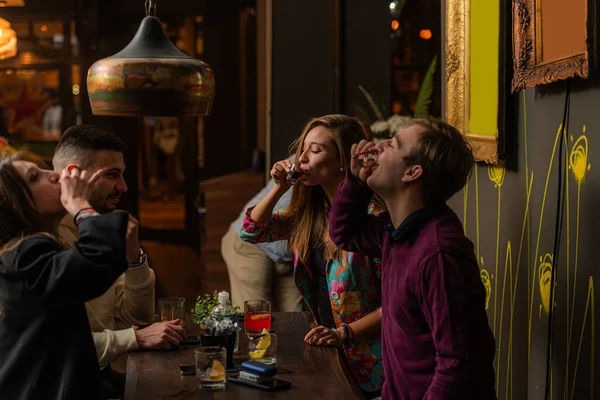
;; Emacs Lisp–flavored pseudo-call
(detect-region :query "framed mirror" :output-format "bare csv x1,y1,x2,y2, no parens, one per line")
512,0,596,91
444,0,508,164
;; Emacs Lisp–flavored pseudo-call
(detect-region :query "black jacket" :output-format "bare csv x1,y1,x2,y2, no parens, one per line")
0,213,129,400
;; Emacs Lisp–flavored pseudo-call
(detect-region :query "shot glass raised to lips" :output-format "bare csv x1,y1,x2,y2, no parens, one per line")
286,164,306,185
358,152,379,168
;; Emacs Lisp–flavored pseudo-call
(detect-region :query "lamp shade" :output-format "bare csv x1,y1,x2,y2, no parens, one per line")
0,17,17,61
87,13,215,117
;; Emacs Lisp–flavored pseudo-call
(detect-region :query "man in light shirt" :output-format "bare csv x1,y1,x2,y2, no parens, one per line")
53,125,186,399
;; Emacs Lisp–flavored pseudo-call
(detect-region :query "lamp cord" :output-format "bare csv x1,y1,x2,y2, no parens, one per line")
145,0,157,16
544,80,570,400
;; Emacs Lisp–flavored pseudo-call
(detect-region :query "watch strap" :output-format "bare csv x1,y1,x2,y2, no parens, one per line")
73,208,100,227
129,248,147,267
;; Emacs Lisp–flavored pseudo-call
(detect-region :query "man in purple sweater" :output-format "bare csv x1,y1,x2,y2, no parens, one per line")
329,117,496,399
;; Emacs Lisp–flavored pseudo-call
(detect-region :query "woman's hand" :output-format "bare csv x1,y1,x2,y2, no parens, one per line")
249,159,294,223
270,159,293,192
60,166,107,216
304,325,342,347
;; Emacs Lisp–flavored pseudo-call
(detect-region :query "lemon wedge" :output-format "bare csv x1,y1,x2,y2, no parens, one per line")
208,360,226,380
256,329,271,350
249,349,267,359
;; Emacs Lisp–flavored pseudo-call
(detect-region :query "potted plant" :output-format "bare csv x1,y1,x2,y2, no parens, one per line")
192,290,241,329
356,55,438,141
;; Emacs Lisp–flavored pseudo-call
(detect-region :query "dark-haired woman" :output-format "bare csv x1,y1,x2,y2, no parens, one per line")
0,152,132,400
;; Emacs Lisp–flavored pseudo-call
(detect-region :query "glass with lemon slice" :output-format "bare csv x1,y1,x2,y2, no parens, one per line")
247,328,277,365
195,347,227,390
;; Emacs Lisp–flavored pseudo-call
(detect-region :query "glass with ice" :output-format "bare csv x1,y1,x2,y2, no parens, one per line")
195,347,227,390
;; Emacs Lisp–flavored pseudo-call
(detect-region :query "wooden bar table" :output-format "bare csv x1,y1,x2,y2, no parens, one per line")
125,312,366,399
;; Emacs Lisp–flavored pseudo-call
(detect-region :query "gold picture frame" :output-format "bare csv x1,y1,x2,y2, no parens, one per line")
512,0,596,92
445,0,507,164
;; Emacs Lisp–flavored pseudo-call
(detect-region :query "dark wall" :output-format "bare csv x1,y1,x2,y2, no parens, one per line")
203,1,243,178
343,0,392,124
270,0,390,161
271,0,337,161
448,76,600,398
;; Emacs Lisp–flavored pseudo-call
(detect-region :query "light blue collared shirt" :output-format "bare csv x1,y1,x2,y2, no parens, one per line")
231,157,295,263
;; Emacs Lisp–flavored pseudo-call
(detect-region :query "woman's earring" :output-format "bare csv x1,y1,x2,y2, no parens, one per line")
340,167,344,172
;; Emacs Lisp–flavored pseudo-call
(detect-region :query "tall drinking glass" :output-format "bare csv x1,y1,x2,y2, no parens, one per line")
244,299,271,338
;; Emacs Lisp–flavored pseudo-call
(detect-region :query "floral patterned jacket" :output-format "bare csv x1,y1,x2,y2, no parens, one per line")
240,205,384,394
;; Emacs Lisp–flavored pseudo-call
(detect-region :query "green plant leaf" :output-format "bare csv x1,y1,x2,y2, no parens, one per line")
358,85,386,121
413,55,438,119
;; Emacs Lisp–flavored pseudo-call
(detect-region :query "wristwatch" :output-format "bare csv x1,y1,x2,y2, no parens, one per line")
128,248,147,268
73,207,100,227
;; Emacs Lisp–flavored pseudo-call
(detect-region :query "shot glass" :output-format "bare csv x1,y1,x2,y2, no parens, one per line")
195,346,227,390
158,297,186,325
286,164,305,185
248,332,277,365
358,152,379,168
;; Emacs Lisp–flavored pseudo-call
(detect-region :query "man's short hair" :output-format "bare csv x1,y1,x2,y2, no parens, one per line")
53,125,126,170
404,117,474,203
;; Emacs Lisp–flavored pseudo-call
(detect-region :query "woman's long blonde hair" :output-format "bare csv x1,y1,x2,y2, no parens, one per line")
282,114,367,264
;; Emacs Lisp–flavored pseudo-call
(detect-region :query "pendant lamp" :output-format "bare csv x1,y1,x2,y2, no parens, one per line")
86,0,215,117
0,17,17,61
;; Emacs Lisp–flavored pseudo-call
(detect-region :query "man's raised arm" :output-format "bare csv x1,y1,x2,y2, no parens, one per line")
329,170,387,258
